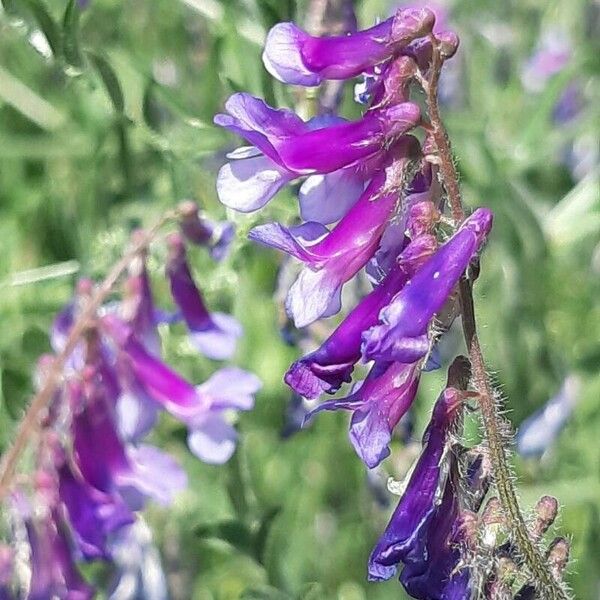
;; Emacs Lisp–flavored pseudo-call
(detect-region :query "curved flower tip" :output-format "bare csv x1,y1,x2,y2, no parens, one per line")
197,366,262,411
262,23,322,86
285,358,354,399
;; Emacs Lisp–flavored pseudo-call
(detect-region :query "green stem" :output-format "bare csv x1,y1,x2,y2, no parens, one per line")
422,37,569,600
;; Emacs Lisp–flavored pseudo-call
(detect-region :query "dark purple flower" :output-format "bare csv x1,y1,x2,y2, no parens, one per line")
368,383,464,580
101,315,260,464
398,482,471,599
363,208,493,363
262,7,435,86
308,361,421,468
285,234,437,399
71,371,186,508
249,139,421,327
178,200,236,261
122,237,161,357
57,452,134,560
23,505,94,600
214,93,420,213
166,233,242,360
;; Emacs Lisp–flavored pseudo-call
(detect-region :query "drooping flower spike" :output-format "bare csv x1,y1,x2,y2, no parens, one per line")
166,232,242,360
363,207,493,363
285,233,437,399
262,7,435,86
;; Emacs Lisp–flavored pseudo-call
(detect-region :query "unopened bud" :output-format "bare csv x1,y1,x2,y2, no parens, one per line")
481,496,504,548
391,7,435,45
531,495,559,541
547,537,570,579
408,201,441,237
437,31,460,59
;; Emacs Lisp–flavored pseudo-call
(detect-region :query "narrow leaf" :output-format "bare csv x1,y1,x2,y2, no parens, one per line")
87,51,125,114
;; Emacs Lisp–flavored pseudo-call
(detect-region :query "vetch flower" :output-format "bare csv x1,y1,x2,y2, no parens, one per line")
368,373,466,581
57,454,134,560
363,207,493,363
178,200,236,261
166,232,242,360
101,315,261,465
307,361,421,468
214,93,420,213
285,233,437,398
262,7,435,86
249,138,422,327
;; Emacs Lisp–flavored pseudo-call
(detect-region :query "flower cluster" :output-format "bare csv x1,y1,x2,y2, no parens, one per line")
2,203,260,598
213,6,497,598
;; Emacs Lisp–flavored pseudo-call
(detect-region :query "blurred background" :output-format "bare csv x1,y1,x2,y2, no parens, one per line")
0,0,599,598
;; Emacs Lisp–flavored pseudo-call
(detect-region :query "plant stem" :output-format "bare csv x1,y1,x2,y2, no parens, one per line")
0,209,180,502
421,38,569,600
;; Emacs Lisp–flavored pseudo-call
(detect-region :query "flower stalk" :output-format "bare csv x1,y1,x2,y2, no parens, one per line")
421,36,570,600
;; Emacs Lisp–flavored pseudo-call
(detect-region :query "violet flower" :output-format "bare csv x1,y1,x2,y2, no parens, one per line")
363,208,493,363
0,546,12,600
71,372,187,509
249,138,421,327
178,200,236,261
24,508,94,600
122,237,161,357
368,384,464,581
214,93,420,213
262,7,435,86
285,234,437,399
57,455,134,560
166,232,242,361
308,361,421,469
102,315,261,465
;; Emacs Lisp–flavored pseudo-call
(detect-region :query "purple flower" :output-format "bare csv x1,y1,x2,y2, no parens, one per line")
122,236,161,357
179,200,236,261
285,234,437,399
166,232,242,360
57,455,134,560
249,139,421,327
308,361,421,468
24,507,94,600
368,383,464,580
262,7,435,86
214,93,420,213
398,481,471,599
0,546,13,600
71,371,187,508
363,208,493,363
101,315,260,465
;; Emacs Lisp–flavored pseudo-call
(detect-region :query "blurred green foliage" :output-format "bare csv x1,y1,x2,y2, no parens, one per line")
0,0,599,598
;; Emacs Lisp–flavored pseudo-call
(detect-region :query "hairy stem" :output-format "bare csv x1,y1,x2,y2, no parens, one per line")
422,38,569,600
0,209,180,501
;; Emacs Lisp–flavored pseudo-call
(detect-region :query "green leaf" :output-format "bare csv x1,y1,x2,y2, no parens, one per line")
23,0,61,58
62,0,83,69
86,51,125,114
0,367,30,421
